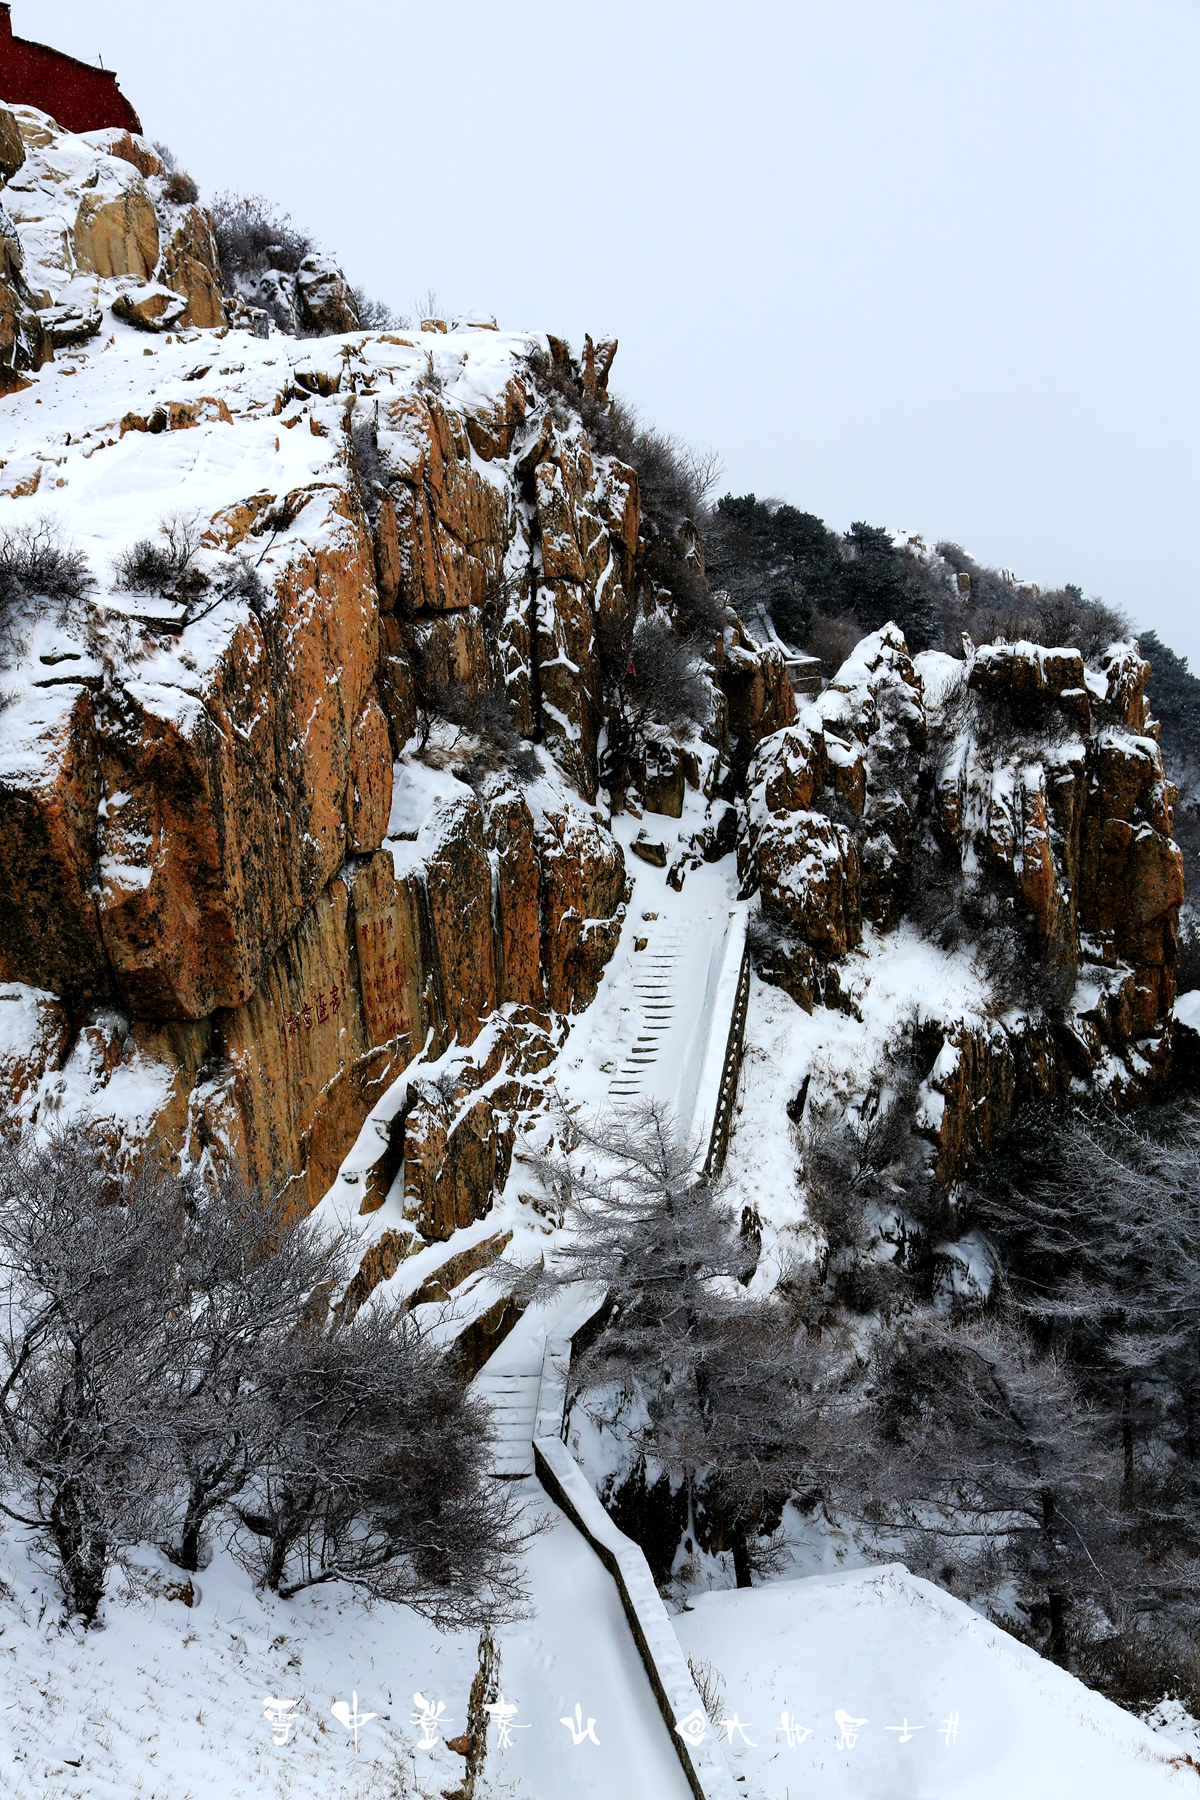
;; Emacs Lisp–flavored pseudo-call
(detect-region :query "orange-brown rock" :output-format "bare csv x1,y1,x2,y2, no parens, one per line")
536,807,628,1012
721,625,797,775
403,1087,509,1240
419,794,499,1040
403,1230,513,1309
337,1229,420,1319
112,282,187,332
97,131,164,179
372,492,401,610
74,185,159,280
483,782,544,1007
754,812,862,956
0,330,649,1232
294,255,359,335
346,696,392,853
401,1008,557,1239
380,391,509,615
744,720,826,818
535,578,602,797
640,738,685,818
0,210,49,386
378,612,419,749
202,859,417,1220
938,641,1180,1039
1,489,384,1019
0,685,107,1002
404,605,493,696
159,204,226,329
0,104,25,180
462,374,527,462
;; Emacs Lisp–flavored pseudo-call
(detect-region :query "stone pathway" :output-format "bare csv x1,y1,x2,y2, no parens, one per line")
608,922,685,1103
471,1302,694,1798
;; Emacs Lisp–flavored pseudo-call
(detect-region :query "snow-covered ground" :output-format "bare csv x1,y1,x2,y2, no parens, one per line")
672,1566,1197,1797
4,813,1198,1796
0,1296,693,1800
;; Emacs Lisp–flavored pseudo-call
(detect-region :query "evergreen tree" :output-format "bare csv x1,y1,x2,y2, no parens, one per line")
1139,630,1200,768
704,493,840,643
520,1103,814,1585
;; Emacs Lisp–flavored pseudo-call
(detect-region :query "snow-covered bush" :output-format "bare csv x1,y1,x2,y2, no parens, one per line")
210,191,313,287
517,1102,815,1585
230,1304,526,1626
0,1129,526,1628
0,517,93,619
113,512,209,604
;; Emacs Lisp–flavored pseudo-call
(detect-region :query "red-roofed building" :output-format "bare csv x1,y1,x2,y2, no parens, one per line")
0,5,141,135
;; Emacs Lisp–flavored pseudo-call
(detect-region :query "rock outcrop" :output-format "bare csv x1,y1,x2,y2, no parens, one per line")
0,319,726,1228
740,625,1183,1182
0,106,226,347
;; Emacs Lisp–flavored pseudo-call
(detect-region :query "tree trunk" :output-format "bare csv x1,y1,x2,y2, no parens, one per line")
1041,1490,1069,1666
50,1483,108,1624
175,1483,206,1573
731,1526,753,1589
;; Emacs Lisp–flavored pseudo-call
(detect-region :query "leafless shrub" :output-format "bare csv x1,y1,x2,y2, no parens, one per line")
351,413,386,500
1177,906,1200,997
159,1166,353,1573
421,680,541,783
939,545,1127,661
801,1043,934,1294
625,613,710,729
0,1130,184,1620
113,513,208,603
596,612,711,798
1067,1609,1200,1717
833,1313,1116,1666
901,843,1075,1019
516,1102,816,1584
803,609,860,677
230,1301,529,1626
523,346,724,636
351,288,408,331
0,1127,528,1630
210,192,313,289
688,1656,726,1721
601,399,721,531
163,169,199,207
219,558,267,617
0,516,94,616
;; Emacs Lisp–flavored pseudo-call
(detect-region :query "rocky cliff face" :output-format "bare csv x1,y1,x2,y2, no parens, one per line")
0,137,787,1238
739,624,1183,1184
0,110,1183,1257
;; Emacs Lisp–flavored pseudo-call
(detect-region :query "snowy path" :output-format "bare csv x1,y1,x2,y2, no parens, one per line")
475,1367,541,1480
606,920,686,1103
556,801,744,1140
475,1301,694,1798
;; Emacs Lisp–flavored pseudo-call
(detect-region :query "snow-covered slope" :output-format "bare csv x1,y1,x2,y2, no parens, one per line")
673,1566,1196,1797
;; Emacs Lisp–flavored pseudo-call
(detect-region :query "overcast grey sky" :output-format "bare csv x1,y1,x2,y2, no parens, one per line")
31,1,1200,657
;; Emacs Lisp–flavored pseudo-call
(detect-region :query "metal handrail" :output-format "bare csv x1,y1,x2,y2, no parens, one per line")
700,942,752,1182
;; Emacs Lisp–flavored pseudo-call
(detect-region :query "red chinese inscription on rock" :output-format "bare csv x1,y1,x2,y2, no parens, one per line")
285,969,348,1038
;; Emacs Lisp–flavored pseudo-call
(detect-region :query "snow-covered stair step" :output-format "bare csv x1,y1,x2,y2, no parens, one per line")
609,927,685,1101
475,1370,541,1478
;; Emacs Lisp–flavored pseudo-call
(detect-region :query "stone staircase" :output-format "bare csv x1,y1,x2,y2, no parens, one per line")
474,1366,542,1482
607,923,684,1103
